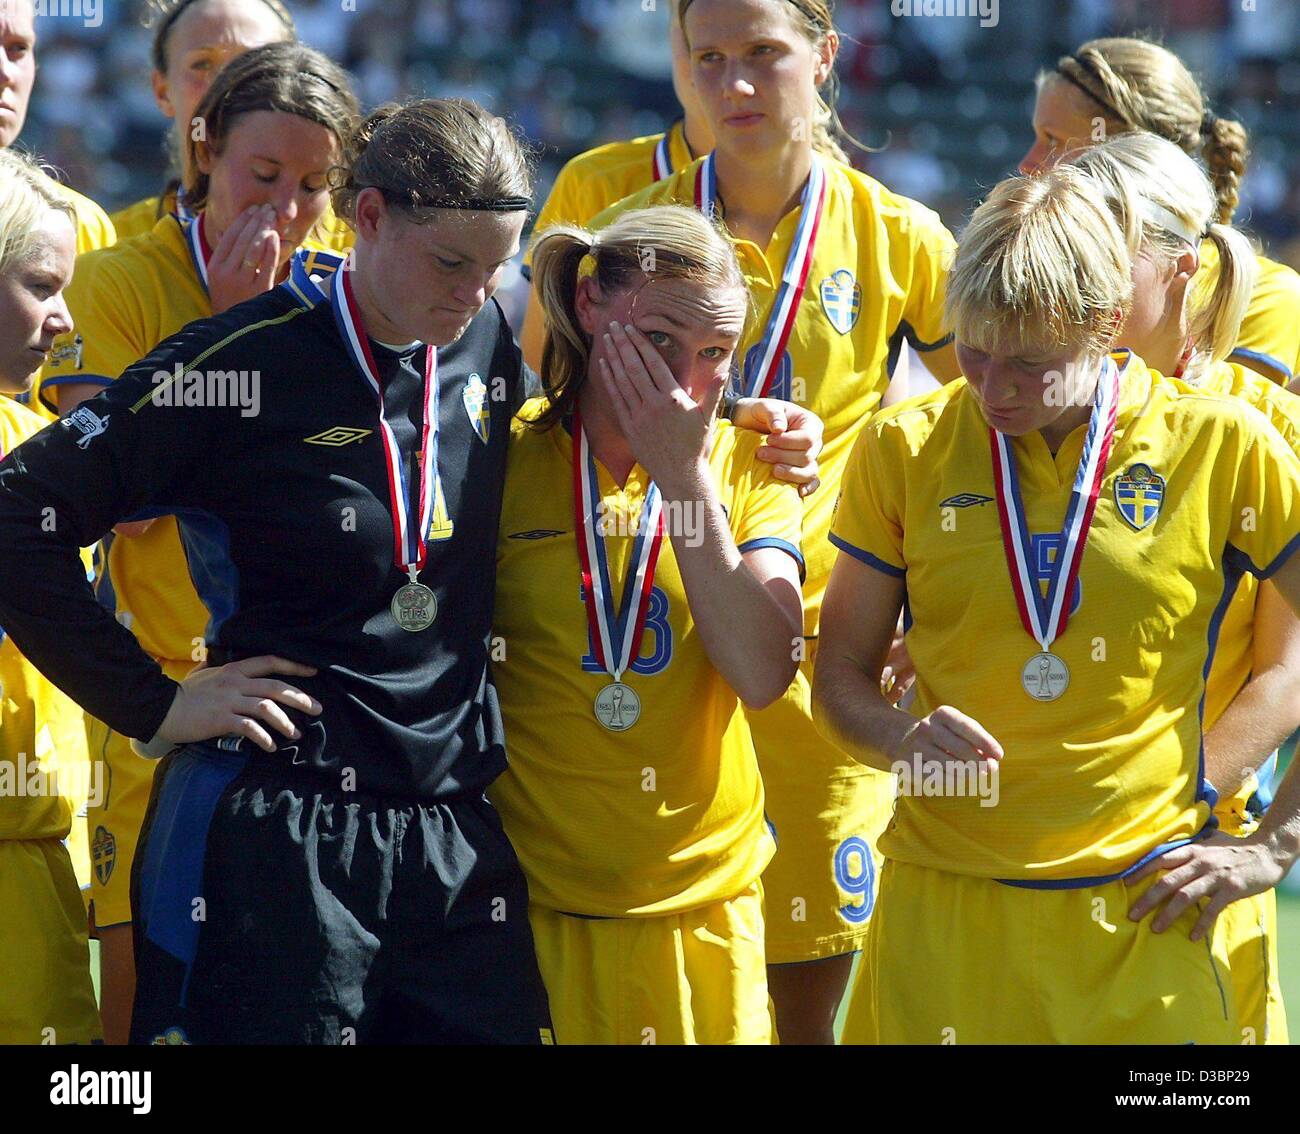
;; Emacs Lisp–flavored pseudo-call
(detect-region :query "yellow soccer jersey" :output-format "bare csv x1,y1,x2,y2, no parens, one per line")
490,407,803,917
109,193,172,243
590,157,957,636
829,351,1300,883
0,398,91,843
1199,241,1300,384
523,122,693,271
39,214,214,665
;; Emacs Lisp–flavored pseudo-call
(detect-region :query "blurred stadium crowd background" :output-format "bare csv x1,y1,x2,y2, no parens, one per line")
20,0,1300,329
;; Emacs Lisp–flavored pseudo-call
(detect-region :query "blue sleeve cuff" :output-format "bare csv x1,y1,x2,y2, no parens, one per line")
1229,347,1292,383
39,373,114,415
738,536,805,583
1228,530,1300,580
828,532,905,578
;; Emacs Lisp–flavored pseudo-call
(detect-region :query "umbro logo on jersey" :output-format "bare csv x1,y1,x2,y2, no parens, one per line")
304,427,372,446
509,529,565,540
941,493,993,508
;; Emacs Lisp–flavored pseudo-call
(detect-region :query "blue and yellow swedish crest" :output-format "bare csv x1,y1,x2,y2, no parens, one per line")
820,269,861,335
463,372,490,444
1114,463,1165,531
91,824,116,886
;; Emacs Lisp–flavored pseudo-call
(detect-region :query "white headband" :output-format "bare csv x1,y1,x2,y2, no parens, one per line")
1139,199,1204,247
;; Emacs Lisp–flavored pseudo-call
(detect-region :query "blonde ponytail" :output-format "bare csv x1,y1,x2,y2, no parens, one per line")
532,226,598,426
1070,133,1256,377
1193,222,1256,371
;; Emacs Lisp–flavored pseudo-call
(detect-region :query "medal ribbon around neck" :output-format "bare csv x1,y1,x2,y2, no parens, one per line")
692,152,827,398
652,134,673,181
331,267,438,578
182,211,214,294
990,356,1120,650
572,409,665,682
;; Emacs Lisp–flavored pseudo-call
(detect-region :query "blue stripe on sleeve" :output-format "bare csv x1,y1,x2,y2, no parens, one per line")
738,536,805,582
827,532,905,578
39,373,114,414
1229,347,1292,383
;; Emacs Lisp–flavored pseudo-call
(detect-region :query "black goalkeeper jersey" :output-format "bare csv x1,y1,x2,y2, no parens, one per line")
0,271,528,802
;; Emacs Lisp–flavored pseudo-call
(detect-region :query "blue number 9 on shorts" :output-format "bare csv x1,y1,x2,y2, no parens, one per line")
835,836,876,925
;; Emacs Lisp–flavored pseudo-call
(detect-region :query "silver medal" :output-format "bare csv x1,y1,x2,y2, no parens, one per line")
594,681,641,731
1021,651,1069,702
391,581,437,632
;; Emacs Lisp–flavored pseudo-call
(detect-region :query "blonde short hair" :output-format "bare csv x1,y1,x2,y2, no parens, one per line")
946,165,1132,361
0,149,74,278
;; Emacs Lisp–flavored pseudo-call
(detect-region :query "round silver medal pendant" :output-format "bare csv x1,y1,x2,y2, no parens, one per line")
594,681,641,731
391,582,438,632
1022,651,1069,702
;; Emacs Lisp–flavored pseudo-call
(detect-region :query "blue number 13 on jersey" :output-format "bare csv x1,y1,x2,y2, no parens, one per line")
579,584,673,675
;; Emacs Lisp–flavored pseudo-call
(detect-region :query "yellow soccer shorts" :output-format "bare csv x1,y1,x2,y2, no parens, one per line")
529,881,770,1045
1219,888,1287,1044
85,716,159,929
843,859,1240,1045
751,650,895,963
85,655,195,929
1212,769,1287,1044
0,838,102,1044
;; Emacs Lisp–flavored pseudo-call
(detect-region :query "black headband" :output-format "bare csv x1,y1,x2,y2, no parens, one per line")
370,185,531,213
1055,56,1124,122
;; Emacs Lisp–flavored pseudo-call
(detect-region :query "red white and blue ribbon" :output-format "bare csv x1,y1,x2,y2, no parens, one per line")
990,356,1120,650
572,409,665,681
692,152,827,398
174,188,195,225
182,211,213,293
331,268,438,578
652,134,673,182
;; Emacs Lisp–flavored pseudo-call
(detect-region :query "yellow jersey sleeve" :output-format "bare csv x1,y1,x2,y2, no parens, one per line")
895,198,957,355
1223,401,1300,576
0,398,91,841
109,195,166,242
1200,241,1300,383
728,431,805,577
827,399,923,576
1185,365,1300,733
